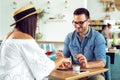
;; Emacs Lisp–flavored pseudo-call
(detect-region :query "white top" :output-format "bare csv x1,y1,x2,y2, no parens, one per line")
0,39,55,80
102,28,111,39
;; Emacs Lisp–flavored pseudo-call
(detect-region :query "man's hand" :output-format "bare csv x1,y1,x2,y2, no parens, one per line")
56,50,64,59
74,54,88,68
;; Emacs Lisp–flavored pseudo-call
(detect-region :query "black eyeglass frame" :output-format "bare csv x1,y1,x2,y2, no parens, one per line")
72,18,88,26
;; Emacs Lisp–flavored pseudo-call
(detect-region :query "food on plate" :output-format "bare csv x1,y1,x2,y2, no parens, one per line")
59,62,71,69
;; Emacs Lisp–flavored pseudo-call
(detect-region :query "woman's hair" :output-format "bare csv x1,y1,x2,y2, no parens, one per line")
15,14,37,38
73,8,90,19
107,23,112,28
102,25,107,30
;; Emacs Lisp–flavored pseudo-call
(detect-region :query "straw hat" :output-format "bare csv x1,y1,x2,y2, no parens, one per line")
114,0,120,11
10,3,42,26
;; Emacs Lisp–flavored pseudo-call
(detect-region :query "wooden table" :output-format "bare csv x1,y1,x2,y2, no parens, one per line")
47,68,108,80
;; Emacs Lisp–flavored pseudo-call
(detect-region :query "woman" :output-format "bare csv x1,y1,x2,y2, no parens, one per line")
101,24,112,39
0,3,69,80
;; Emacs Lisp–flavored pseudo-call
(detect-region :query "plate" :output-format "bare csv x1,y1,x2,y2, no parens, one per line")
57,68,72,71
74,70,89,74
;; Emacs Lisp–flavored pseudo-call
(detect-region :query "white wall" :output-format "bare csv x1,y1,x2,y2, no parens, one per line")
39,0,87,41
87,0,120,20
1,0,120,41
0,0,32,40
0,0,86,41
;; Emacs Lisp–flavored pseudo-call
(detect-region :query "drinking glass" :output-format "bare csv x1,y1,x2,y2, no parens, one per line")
45,44,53,55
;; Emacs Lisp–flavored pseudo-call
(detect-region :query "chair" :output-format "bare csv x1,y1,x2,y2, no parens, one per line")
110,53,120,80
104,55,111,80
0,40,2,45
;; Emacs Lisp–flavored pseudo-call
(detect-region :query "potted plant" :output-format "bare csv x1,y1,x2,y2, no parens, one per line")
36,10,46,40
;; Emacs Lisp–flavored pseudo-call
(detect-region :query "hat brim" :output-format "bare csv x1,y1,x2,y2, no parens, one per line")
10,9,42,27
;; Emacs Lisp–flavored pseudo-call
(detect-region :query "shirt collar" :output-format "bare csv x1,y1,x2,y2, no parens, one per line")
86,27,91,38
76,27,92,39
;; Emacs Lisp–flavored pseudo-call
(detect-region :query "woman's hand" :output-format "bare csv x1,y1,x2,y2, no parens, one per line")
59,60,71,69
56,50,71,69
54,57,71,69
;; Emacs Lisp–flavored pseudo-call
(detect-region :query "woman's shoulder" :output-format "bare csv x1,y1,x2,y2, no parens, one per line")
2,30,35,45
9,31,33,39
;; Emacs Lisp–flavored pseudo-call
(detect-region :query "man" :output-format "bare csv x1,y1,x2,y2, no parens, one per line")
56,8,106,80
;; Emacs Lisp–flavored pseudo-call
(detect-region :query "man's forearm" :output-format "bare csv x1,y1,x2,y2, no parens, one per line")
86,60,105,68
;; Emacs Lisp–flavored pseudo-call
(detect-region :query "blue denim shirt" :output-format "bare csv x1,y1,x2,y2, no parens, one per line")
63,28,106,65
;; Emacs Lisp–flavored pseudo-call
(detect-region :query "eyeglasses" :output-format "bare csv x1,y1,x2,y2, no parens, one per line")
72,18,88,26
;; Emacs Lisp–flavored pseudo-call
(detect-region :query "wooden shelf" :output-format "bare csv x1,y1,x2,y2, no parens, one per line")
0,40,64,44
47,19,66,22
36,40,64,43
90,24,105,26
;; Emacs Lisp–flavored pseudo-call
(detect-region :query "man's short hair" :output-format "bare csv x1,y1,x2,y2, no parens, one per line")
73,8,90,19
